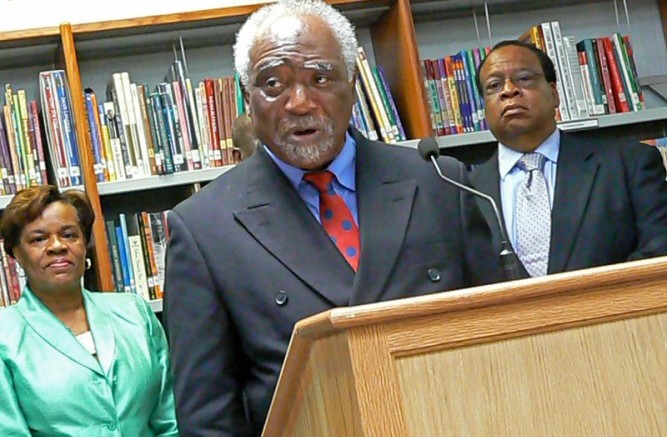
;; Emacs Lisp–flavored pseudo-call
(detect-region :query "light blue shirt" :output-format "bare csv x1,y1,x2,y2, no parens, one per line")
265,131,358,225
498,128,560,249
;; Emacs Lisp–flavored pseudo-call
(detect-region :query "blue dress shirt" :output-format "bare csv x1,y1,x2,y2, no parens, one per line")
264,132,359,225
498,128,560,250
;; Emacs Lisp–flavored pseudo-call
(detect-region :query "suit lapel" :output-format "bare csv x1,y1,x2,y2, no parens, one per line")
234,147,354,307
17,288,103,375
549,132,599,273
470,151,504,252
84,290,116,379
350,134,417,305
471,151,531,279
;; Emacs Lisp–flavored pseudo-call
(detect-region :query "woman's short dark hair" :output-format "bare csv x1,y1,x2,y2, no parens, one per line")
0,185,95,258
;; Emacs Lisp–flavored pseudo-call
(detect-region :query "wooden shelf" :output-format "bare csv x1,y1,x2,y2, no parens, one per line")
97,166,234,196
397,107,667,150
72,0,393,61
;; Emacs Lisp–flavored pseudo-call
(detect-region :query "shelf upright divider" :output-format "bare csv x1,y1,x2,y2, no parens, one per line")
59,22,114,292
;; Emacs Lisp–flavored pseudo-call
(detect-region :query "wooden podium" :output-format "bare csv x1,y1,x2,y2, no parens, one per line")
262,256,667,436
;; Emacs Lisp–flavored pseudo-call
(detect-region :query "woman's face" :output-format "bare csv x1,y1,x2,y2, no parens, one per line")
13,201,87,295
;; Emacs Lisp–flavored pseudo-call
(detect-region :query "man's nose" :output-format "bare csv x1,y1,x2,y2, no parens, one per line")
500,77,522,98
284,83,317,114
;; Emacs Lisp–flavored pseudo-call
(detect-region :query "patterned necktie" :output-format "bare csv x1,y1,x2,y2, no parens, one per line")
303,171,360,271
515,153,550,277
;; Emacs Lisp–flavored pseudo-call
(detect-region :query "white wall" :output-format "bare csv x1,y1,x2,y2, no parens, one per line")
0,0,266,32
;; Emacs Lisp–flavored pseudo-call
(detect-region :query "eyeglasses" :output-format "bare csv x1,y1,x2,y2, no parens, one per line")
482,70,546,96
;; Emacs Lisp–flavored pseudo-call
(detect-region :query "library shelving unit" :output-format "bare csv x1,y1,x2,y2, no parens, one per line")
0,0,666,303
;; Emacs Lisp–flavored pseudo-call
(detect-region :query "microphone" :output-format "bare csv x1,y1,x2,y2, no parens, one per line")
418,137,523,281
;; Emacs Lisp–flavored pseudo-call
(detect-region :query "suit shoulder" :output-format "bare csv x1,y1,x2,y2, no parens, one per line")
0,305,23,331
363,141,464,175
172,164,245,217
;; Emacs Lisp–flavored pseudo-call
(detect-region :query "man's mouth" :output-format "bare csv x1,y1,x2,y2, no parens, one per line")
502,104,528,117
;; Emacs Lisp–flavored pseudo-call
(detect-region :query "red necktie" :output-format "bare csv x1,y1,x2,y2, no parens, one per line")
303,171,360,271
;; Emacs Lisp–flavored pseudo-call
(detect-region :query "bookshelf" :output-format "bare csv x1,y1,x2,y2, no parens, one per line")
0,0,665,304
97,165,233,195
398,106,667,150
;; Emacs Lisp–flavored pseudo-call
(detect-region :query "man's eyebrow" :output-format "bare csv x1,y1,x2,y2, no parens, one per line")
254,59,286,75
303,61,335,71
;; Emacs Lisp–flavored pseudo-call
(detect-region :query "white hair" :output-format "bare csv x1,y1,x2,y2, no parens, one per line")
233,0,358,87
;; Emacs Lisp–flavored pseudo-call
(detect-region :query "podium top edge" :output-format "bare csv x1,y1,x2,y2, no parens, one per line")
293,255,667,338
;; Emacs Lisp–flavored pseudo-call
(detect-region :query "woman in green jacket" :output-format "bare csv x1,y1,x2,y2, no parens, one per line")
0,186,178,436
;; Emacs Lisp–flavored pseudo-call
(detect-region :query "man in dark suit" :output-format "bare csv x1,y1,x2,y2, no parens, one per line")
471,40,667,278
163,0,501,435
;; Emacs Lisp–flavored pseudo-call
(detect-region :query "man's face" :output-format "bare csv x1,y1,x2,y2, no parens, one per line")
479,45,559,152
245,15,356,170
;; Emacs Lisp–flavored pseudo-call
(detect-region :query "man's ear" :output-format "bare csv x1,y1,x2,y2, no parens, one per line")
243,86,251,115
550,82,560,109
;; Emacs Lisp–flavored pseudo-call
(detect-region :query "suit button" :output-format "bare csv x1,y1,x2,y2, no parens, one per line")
106,421,117,430
427,268,441,282
275,291,288,306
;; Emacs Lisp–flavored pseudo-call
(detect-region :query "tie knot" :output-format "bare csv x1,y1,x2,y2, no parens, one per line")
516,153,545,172
303,171,335,194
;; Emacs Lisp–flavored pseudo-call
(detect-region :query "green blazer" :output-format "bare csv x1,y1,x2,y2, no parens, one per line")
0,287,178,436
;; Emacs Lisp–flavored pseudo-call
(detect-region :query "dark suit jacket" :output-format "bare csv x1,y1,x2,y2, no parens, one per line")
164,130,502,436
470,130,667,277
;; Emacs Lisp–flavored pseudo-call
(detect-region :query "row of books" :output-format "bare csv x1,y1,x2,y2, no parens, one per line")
84,61,245,183
0,71,83,195
0,239,26,308
421,48,490,137
40,71,83,188
423,22,646,137
0,85,50,196
105,211,169,301
351,47,406,143
521,21,643,121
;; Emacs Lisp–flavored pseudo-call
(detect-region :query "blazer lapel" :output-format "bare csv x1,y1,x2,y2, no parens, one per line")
350,134,417,305
17,288,103,375
471,151,531,279
549,132,599,273
470,151,504,252
84,290,116,379
234,148,354,307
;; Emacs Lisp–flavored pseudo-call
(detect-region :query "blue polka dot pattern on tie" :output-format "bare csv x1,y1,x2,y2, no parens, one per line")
303,171,360,271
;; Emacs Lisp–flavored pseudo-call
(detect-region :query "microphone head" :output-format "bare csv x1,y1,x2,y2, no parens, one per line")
417,137,441,161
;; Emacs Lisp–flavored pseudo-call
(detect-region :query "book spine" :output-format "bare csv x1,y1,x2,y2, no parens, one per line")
105,219,125,293
16,90,38,186
151,92,175,174
40,72,70,187
118,213,136,295
541,22,570,121
136,84,158,175
84,90,106,182
600,37,628,112
376,67,406,141
53,71,81,186
612,33,640,111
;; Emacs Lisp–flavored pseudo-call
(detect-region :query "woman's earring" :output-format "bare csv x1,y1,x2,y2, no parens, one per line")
85,258,92,270
16,264,25,278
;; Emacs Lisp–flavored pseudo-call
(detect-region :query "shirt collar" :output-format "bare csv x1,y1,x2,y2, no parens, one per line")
264,131,357,191
498,128,560,180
